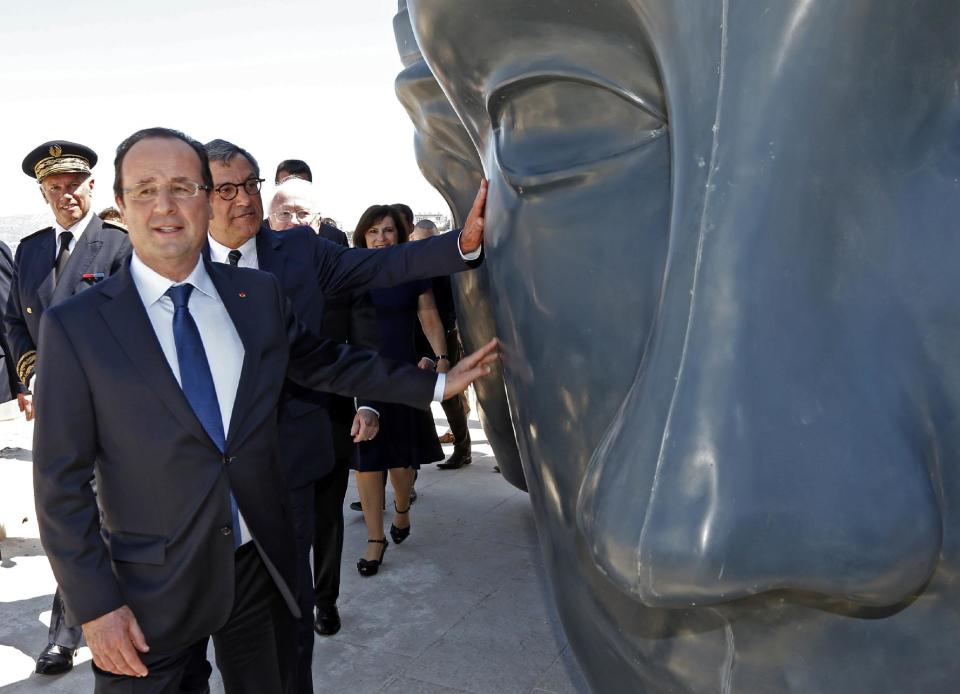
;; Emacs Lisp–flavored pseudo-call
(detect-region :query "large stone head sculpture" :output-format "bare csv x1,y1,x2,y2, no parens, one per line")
403,0,960,690
394,0,526,490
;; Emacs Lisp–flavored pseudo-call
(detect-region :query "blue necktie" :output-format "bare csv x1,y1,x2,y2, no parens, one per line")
166,283,241,548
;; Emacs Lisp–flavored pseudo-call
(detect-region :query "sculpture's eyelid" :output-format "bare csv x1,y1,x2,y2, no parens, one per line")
487,72,667,126
489,72,668,188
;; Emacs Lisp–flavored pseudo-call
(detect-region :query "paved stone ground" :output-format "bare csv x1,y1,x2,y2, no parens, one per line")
0,403,589,693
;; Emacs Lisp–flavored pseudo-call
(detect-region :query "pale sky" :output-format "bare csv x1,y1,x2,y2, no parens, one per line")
0,0,448,231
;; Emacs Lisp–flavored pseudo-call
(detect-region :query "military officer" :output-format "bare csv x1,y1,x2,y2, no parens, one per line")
3,140,130,675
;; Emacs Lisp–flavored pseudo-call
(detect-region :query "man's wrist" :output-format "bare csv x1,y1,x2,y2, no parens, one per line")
456,229,482,260
357,405,380,417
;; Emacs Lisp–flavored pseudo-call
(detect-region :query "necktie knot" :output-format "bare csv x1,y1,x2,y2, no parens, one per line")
59,230,74,248
227,249,242,266
166,283,195,309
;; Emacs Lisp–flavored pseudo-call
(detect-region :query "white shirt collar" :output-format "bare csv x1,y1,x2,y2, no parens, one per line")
207,232,258,265
54,209,93,239
129,252,219,307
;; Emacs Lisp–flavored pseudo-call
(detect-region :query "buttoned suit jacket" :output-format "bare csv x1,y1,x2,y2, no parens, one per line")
236,223,479,488
32,258,438,653
3,214,130,385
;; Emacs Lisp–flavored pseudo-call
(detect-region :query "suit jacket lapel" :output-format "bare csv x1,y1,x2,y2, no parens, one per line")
206,260,262,446
51,216,103,305
99,262,214,449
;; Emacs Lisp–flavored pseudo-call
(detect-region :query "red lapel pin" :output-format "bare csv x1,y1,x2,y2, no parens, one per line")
238,291,247,298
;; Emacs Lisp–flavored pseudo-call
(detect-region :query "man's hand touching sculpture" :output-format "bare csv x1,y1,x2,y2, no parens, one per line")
457,180,488,255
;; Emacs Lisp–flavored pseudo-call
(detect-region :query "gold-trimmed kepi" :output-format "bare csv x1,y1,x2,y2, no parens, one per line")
21,140,97,182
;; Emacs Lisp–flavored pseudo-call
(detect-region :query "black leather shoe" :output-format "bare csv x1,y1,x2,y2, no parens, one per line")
437,450,472,470
35,643,75,675
409,487,418,504
349,499,387,512
314,605,342,636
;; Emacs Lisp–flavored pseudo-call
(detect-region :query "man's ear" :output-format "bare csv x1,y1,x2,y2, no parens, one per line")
39,185,49,205
88,177,95,194
115,194,125,215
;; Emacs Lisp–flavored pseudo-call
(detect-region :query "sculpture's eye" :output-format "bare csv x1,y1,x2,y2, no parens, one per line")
492,78,666,182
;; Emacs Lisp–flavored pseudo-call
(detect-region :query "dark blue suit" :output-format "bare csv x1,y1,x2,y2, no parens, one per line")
251,222,478,488
210,223,481,693
34,258,441,692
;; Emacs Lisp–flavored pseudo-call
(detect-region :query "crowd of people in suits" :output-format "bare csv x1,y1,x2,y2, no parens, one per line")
2,133,495,694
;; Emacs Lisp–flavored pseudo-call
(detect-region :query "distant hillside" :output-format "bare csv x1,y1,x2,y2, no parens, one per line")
0,214,50,253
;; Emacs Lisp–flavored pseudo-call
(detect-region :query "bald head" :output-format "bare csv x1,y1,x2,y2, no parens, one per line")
410,218,438,241
269,177,320,231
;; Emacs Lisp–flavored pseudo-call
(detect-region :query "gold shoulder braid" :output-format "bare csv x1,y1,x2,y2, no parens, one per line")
16,350,37,386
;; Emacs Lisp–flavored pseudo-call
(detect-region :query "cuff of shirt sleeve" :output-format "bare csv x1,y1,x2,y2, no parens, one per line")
457,231,482,261
357,405,380,417
433,374,446,402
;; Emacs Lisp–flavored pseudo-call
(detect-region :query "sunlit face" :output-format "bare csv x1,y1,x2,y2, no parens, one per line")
409,0,960,689
209,157,263,248
408,224,435,242
115,137,211,282
269,192,318,232
364,216,398,249
40,172,94,229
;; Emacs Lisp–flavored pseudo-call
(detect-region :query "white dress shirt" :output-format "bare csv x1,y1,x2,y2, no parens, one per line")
207,233,258,268
129,252,251,545
53,210,93,258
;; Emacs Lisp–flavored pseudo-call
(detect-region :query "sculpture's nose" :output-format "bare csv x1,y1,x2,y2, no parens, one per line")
578,245,942,609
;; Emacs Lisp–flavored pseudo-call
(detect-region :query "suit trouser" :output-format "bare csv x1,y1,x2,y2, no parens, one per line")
440,328,470,452
48,588,83,649
289,481,319,694
313,409,354,609
91,543,294,694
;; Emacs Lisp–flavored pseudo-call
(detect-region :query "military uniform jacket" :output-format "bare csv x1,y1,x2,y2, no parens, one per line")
3,215,130,386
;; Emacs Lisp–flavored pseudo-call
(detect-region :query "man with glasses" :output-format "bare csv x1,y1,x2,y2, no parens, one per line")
268,177,327,236
4,140,130,676
201,139,486,693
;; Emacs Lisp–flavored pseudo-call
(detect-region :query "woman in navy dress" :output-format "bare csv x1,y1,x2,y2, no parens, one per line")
351,205,449,575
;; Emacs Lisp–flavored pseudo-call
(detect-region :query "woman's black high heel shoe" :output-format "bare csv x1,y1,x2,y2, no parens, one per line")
390,501,411,544
357,538,388,577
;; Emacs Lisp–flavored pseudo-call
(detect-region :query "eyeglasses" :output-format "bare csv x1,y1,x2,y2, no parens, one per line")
123,180,210,202
271,209,317,223
214,177,264,201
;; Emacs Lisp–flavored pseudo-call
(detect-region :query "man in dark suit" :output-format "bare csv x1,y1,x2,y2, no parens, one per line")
204,139,485,692
3,140,131,675
32,127,494,693
0,240,17,402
